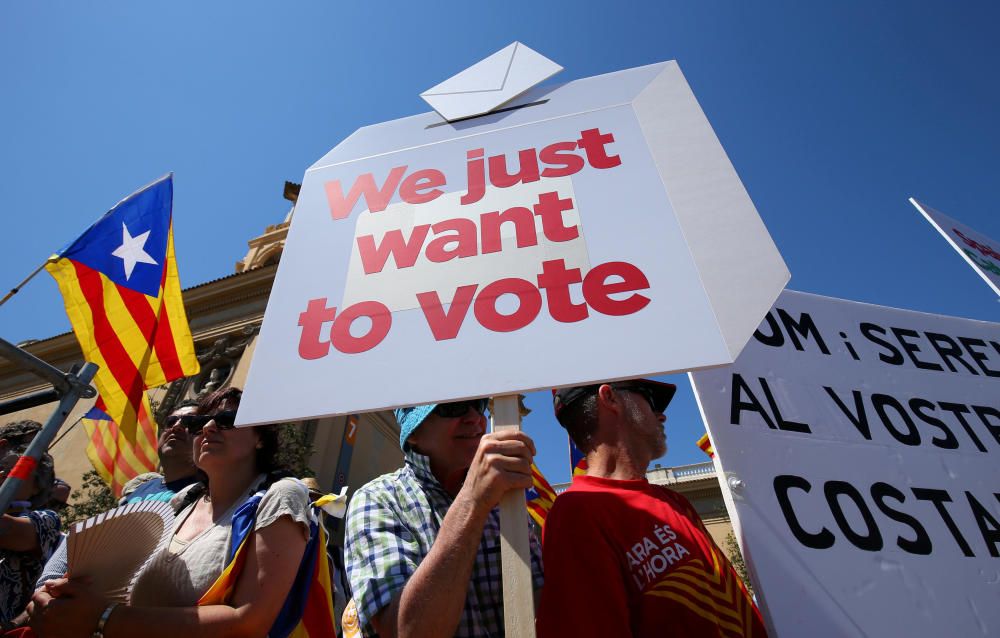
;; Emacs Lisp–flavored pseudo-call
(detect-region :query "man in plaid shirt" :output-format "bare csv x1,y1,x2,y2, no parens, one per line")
344,399,543,637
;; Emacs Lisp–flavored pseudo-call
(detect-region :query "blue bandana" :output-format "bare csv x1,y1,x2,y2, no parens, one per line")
394,404,437,449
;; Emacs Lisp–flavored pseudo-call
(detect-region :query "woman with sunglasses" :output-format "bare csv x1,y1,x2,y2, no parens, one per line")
28,387,313,638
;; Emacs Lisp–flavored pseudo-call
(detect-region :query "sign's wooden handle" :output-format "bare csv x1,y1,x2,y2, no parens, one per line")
492,394,537,638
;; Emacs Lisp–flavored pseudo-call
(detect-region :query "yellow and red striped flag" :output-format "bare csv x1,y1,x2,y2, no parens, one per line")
80,393,158,495
46,175,199,490
697,432,715,459
526,463,558,528
199,488,338,636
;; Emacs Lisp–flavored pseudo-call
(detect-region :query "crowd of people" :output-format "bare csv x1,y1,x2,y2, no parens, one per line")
0,378,766,638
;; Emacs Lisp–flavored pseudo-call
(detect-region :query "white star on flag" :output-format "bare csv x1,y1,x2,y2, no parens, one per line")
111,222,158,280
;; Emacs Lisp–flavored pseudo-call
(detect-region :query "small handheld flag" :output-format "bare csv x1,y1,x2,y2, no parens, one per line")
81,394,159,495
525,463,557,528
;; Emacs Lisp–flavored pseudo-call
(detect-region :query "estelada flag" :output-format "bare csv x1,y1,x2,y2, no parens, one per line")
81,394,158,496
526,463,558,528
46,175,199,467
199,485,337,637
697,432,715,459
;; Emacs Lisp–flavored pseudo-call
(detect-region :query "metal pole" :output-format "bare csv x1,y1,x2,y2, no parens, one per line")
0,362,98,514
0,388,61,417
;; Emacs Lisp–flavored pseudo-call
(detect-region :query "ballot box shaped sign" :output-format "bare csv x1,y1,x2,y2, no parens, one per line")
238,60,789,425
690,290,1000,637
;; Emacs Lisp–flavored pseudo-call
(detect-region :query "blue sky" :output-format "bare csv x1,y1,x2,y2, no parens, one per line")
1,2,998,485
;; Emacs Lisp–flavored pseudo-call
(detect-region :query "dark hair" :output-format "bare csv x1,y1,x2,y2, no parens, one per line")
560,392,600,453
0,420,43,449
196,386,242,416
195,387,282,474
154,399,201,432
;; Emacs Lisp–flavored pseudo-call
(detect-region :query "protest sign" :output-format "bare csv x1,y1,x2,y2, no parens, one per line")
238,60,788,426
911,198,1000,298
690,290,1000,637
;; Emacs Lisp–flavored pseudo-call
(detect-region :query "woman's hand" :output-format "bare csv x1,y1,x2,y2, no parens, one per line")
28,578,107,638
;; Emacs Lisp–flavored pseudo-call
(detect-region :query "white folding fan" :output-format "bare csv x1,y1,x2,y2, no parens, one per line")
66,499,175,602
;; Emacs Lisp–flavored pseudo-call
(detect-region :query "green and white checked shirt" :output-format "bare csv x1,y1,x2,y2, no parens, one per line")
344,448,544,637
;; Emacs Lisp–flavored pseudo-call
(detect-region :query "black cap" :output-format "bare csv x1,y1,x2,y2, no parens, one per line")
553,379,677,427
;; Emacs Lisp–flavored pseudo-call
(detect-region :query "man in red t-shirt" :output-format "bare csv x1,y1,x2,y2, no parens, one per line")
536,380,767,638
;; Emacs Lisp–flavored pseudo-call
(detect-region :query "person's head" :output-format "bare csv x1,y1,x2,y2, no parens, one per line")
0,420,42,456
157,400,199,464
0,421,55,508
396,399,488,481
554,379,676,461
189,387,281,476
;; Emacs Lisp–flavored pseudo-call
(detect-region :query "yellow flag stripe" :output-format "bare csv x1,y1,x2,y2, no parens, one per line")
653,571,741,617
84,421,133,494
82,393,159,496
83,421,116,486
160,230,199,376
646,582,746,635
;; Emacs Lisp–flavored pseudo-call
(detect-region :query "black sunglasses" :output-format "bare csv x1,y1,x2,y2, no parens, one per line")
617,385,661,414
432,399,488,419
164,414,191,428
182,410,239,436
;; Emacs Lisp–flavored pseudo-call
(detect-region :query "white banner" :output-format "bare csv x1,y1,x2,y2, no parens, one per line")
912,198,1000,298
690,290,1000,637
238,61,789,425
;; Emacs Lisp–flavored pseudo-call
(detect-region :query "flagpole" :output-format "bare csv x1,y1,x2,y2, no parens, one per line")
0,259,52,308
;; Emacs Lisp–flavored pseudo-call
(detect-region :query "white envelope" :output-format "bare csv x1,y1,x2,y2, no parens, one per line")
420,41,562,122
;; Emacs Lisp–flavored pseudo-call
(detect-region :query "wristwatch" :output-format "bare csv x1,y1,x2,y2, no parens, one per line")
92,602,119,638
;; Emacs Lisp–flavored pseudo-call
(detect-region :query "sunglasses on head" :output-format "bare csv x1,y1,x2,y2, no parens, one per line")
432,399,489,419
180,410,239,436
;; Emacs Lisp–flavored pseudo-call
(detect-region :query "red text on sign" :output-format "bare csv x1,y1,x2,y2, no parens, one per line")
323,128,621,220
296,259,650,357
414,258,650,340
297,298,392,359
355,191,578,275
